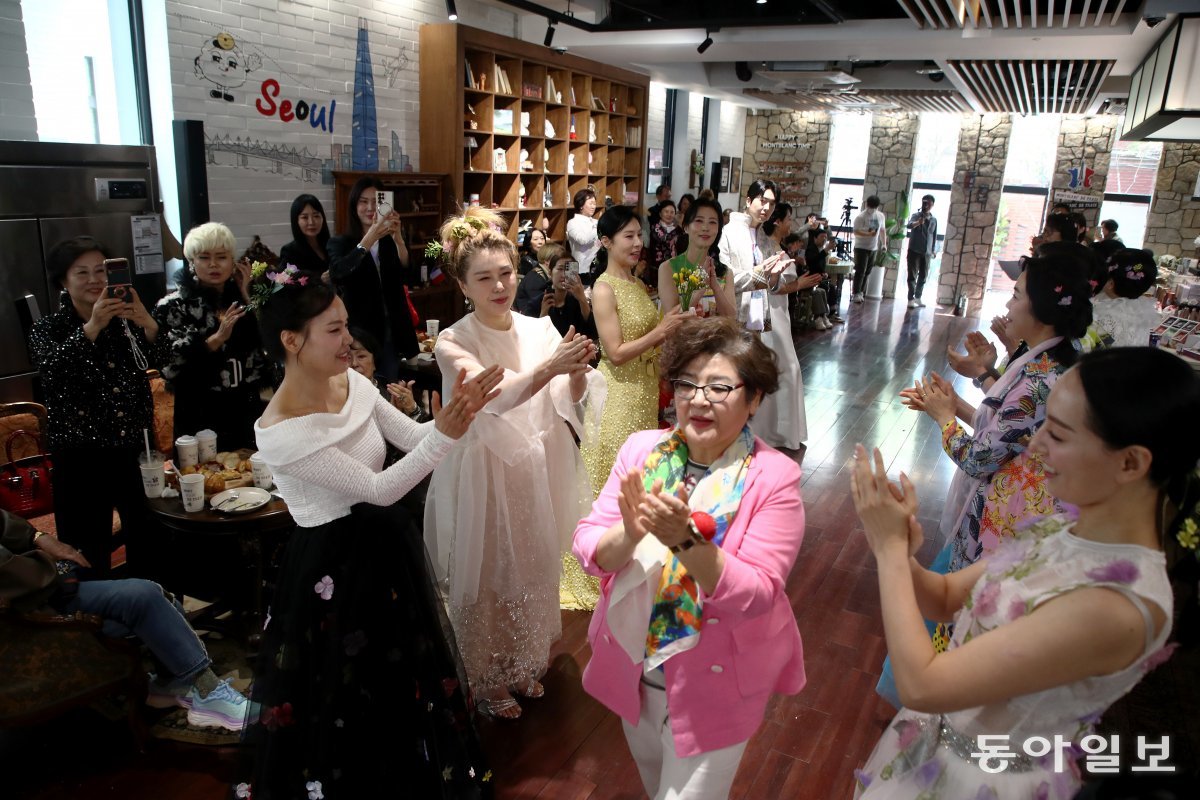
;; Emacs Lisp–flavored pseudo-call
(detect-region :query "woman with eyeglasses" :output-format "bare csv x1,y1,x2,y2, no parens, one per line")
327,177,421,381
573,316,806,800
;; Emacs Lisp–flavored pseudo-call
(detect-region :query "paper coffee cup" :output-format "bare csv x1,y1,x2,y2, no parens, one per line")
249,452,273,490
195,429,218,463
139,452,165,498
179,473,206,512
426,319,440,339
175,435,198,469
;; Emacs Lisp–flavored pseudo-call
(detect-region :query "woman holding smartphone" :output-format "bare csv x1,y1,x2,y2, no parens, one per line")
538,245,595,340
153,222,276,449
28,236,167,577
327,177,421,380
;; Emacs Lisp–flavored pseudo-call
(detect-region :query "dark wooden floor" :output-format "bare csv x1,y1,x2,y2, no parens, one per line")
8,289,1196,798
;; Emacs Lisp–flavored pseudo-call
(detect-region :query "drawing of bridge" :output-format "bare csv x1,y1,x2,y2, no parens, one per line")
205,133,335,182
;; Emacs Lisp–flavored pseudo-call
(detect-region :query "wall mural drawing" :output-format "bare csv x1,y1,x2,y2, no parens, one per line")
193,32,262,101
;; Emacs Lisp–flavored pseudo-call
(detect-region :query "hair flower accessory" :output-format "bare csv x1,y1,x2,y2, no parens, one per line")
248,263,306,314
1057,295,1073,306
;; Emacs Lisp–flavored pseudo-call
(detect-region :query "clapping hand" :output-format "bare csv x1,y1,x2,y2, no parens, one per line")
432,365,503,439
235,258,253,302
545,326,595,376
637,479,692,550
761,251,794,277
849,444,922,558
946,331,998,379
990,316,1017,355
386,379,418,414
617,469,650,545
899,373,957,426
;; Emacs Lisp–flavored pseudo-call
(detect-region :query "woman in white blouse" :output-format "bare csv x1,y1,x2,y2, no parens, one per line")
566,187,602,282
242,270,501,799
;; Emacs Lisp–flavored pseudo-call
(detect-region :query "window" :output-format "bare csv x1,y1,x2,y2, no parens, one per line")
990,115,1061,291
822,113,872,230
22,0,143,145
1002,114,1060,188
1097,139,1162,248
912,115,959,185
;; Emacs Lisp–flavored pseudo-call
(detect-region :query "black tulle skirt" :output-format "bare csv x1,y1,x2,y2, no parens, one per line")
237,502,492,799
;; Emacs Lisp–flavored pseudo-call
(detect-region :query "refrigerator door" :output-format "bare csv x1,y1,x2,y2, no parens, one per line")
0,218,49,399
38,214,166,312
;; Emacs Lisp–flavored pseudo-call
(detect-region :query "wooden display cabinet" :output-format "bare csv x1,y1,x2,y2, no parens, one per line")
331,170,466,324
420,23,649,245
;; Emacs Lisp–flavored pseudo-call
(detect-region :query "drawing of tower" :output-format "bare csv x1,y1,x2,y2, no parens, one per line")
352,20,379,170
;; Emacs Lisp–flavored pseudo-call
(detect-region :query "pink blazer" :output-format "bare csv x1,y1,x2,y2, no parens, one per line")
573,429,806,758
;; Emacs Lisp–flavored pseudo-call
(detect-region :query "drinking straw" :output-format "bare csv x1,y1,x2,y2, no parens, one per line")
143,428,152,463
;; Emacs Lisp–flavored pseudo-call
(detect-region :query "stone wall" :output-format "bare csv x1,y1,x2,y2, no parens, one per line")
1144,143,1200,258
1050,116,1116,230
939,113,1012,309
741,110,831,218
864,113,918,298
0,0,38,141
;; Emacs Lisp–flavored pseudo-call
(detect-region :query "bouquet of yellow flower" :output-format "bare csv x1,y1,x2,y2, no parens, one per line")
674,262,706,311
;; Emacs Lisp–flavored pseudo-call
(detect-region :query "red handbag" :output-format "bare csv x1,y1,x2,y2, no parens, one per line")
0,430,54,518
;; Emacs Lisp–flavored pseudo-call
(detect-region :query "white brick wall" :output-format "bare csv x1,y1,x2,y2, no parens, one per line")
717,101,747,211
164,0,515,253
0,0,38,141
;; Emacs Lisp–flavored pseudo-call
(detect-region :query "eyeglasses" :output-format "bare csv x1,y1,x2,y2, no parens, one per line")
672,379,744,403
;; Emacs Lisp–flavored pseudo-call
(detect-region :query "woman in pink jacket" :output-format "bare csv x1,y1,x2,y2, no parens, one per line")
573,316,806,800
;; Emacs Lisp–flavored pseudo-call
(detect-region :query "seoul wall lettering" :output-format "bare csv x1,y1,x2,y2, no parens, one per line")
256,79,337,132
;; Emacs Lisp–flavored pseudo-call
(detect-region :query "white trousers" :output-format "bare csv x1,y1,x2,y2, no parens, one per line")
621,682,750,800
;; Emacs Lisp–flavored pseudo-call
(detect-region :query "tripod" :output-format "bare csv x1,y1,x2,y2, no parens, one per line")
834,198,857,260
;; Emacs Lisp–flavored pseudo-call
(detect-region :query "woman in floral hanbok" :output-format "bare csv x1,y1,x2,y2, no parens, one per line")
850,346,1196,799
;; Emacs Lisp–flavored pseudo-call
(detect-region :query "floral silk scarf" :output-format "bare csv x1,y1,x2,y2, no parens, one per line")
643,425,754,667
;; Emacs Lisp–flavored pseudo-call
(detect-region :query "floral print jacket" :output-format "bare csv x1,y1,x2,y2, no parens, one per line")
943,352,1068,571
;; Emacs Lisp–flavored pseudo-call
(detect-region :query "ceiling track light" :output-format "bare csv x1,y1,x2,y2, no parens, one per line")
445,0,458,21
697,31,713,54
544,19,556,47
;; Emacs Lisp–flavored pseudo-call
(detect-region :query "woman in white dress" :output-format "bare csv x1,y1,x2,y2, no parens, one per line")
425,207,605,720
566,188,602,283
718,180,810,449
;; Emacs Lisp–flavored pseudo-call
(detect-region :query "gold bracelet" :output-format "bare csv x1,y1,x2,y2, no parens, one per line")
32,530,48,543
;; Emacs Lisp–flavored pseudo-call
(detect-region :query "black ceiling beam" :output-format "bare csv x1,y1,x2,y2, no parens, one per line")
488,1,837,32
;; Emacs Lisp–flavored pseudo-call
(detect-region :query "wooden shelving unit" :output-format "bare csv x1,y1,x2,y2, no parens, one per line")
420,23,650,245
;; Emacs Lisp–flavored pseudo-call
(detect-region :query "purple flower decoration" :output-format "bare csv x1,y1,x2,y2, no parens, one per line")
987,537,1033,574
343,629,368,656
1033,781,1050,800
914,758,943,790
974,786,999,800
314,575,335,600
853,769,873,789
1142,642,1179,673
1085,559,1140,585
1006,598,1027,621
1077,708,1104,726
895,718,920,750
1058,295,1073,306
975,580,1001,617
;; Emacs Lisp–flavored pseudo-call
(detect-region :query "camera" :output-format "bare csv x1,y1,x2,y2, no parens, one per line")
842,197,858,212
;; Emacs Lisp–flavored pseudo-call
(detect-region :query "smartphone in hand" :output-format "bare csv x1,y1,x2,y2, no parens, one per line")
103,258,134,303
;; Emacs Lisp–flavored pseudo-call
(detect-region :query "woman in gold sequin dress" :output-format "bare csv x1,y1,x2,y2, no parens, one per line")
565,206,685,610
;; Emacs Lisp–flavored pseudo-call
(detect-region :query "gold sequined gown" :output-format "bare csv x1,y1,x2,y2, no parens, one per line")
566,273,661,610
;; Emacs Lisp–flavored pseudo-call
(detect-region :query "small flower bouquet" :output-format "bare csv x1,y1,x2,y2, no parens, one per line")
675,262,706,310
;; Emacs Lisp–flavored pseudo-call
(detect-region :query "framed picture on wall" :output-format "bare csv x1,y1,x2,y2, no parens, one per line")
718,156,731,193
730,157,742,194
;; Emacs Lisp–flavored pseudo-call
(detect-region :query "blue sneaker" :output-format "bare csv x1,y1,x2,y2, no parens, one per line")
145,674,192,710
186,679,249,731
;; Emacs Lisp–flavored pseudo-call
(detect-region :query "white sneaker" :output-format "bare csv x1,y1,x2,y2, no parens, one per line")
853,293,864,303
918,299,926,307
816,316,830,330
908,299,920,308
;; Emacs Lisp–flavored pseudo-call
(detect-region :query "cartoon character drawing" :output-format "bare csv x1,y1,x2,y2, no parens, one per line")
194,32,262,102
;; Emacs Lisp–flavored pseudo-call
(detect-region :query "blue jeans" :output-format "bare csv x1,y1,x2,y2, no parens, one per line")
65,579,211,686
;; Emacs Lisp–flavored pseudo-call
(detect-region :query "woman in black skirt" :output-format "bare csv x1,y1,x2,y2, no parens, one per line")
238,270,502,799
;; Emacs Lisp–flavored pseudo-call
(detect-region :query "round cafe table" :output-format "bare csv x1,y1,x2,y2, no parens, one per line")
146,492,293,648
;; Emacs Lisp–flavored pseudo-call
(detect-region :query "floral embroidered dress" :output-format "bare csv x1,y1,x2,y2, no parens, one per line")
856,516,1174,800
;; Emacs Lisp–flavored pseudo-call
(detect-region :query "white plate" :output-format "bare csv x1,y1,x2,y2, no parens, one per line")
416,352,434,361
210,487,272,514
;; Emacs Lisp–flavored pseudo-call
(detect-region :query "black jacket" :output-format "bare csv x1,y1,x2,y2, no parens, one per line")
327,235,420,359
278,239,329,274
27,300,166,451
0,510,59,613
514,266,552,317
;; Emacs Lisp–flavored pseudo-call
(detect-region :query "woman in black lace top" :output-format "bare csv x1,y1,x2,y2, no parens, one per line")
152,222,276,449
27,236,167,577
